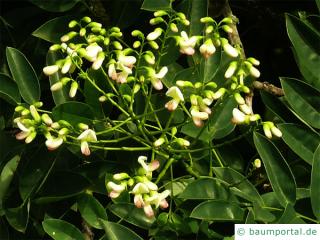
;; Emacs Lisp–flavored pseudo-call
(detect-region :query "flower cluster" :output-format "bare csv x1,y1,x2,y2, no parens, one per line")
14,103,97,155
107,156,170,218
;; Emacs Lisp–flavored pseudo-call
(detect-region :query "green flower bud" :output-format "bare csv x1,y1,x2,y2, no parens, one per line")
81,16,92,23
58,127,69,135
49,44,61,51
25,131,37,144
205,82,217,89
109,32,122,37
234,92,245,105
21,109,30,116
78,123,89,130
113,41,123,50
58,120,72,128
87,22,102,28
111,27,121,33
131,30,144,38
69,81,78,98
194,82,202,89
176,12,186,20
148,41,159,49
133,84,141,94
171,127,177,136
60,31,78,42
220,17,233,24
182,19,190,26
79,28,86,36
100,28,107,35
133,41,141,48
154,10,167,17
150,17,164,25
30,105,41,122
99,96,107,102
154,137,165,147
68,20,78,28
247,57,260,66
41,113,53,125
50,82,63,91
222,25,233,33
254,159,261,168
200,17,214,23
170,23,178,32
213,88,226,99
205,25,214,34
104,37,110,46
113,172,130,181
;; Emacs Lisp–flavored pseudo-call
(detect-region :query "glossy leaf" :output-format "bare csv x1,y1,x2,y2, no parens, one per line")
286,14,320,90
190,200,244,221
33,16,74,43
77,194,107,229
6,47,40,104
42,218,85,240
212,167,264,205
52,101,95,125
108,203,155,229
100,220,143,240
0,73,20,105
5,200,30,233
281,77,320,129
141,0,172,11
190,0,208,36
311,144,320,220
277,203,305,224
179,178,230,200
162,63,183,88
253,132,296,207
201,48,222,83
245,210,256,224
34,171,90,204
182,97,236,141
252,202,276,223
29,0,82,12
46,51,71,105
0,155,20,211
278,123,320,165
317,0,320,12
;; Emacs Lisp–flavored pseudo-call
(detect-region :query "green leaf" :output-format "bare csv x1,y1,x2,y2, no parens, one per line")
34,171,90,204
190,200,244,221
46,51,71,105
108,203,155,229
77,193,107,229
212,167,264,205
311,144,320,220
317,0,320,12
29,0,82,12
5,200,30,233
6,47,40,104
178,178,230,200
52,101,95,125
100,220,143,240
278,123,320,165
0,155,20,211
286,14,320,90
190,0,207,36
201,48,222,83
245,210,256,224
277,203,305,223
141,0,172,11
260,91,298,123
182,97,236,142
162,63,183,88
253,132,296,207
0,74,20,105
281,77,320,129
33,16,74,43
42,218,85,240
252,202,276,223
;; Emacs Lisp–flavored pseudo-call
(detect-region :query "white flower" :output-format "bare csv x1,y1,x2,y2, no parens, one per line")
148,66,168,90
85,44,103,62
143,204,154,218
45,137,63,151
199,39,216,59
138,156,160,172
165,86,184,111
178,31,198,55
15,122,37,143
43,65,59,76
145,190,170,208
190,107,209,120
118,53,136,68
92,52,105,70
108,63,117,80
146,28,162,41
221,38,239,58
154,137,165,147
134,194,145,208
225,61,238,78
232,108,246,124
131,182,149,194
263,122,272,139
77,129,97,156
107,181,126,199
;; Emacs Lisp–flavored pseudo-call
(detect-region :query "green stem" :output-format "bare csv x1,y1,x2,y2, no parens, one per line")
155,158,175,184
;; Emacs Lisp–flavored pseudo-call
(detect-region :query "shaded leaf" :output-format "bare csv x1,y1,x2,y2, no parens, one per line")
100,220,143,240
252,202,276,223
277,203,305,223
77,193,107,229
179,178,230,200
190,0,207,36
42,218,85,240
0,155,20,211
212,167,264,205
141,0,172,11
108,203,155,230
311,144,320,220
6,47,40,104
253,132,296,207
33,16,74,43
278,123,320,165
190,200,244,221
29,0,82,12
286,14,320,90
281,77,320,129
52,101,95,125
0,74,20,105
34,171,90,203
5,200,30,233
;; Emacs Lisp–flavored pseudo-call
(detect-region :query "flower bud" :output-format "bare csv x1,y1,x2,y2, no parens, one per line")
43,65,59,76
21,109,30,116
154,10,167,17
113,173,130,181
30,105,41,122
171,127,177,136
221,38,239,58
60,31,77,42
99,96,107,102
144,53,155,65
61,57,72,74
249,114,261,122
41,114,53,125
234,92,245,105
131,30,144,38
69,81,78,98
133,41,141,48
205,82,217,89
239,104,252,115
200,17,214,23
133,84,141,94
222,25,233,33
104,37,110,46
225,61,238,78
247,57,260,66
15,106,24,112
49,44,61,51
221,17,233,24
194,82,202,89
176,12,186,20
199,39,216,59
147,28,162,41
271,125,282,138
51,122,60,129
205,25,214,34
148,41,159,49
87,22,102,28
182,19,190,26
113,41,123,50
213,88,226,99
81,16,91,23
92,52,105,70
79,28,86,36
50,82,63,91
176,138,190,147
170,23,178,32
254,159,261,168
232,108,246,124
150,17,164,25
154,137,165,147
263,122,272,139
68,20,78,28
25,131,37,144
176,80,193,88
190,94,198,106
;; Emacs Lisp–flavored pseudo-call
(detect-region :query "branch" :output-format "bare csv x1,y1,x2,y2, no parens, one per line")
253,81,284,96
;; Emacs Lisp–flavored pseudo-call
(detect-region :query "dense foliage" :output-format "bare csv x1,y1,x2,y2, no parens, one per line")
0,0,319,239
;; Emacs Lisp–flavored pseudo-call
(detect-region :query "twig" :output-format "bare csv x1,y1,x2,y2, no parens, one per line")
253,81,284,96
82,219,94,240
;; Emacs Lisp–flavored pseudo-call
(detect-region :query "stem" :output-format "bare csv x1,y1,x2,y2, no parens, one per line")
155,158,175,184
253,81,284,96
